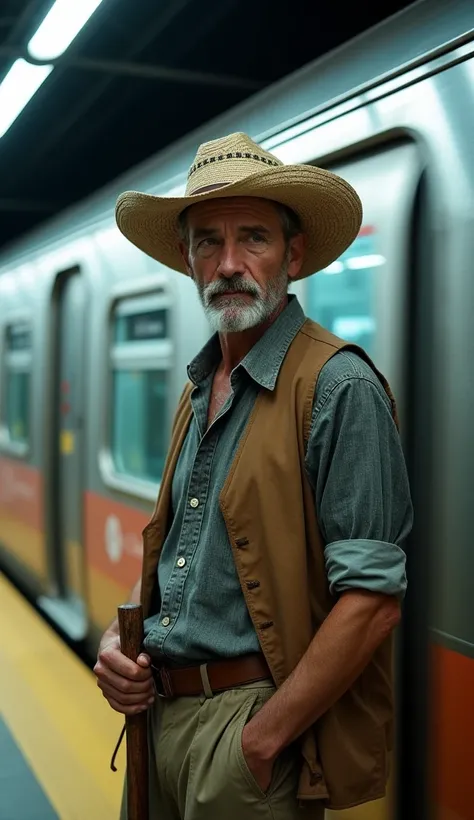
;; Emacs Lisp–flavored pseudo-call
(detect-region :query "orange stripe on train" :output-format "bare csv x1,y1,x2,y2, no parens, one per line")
0,456,43,529
84,490,150,589
432,644,474,820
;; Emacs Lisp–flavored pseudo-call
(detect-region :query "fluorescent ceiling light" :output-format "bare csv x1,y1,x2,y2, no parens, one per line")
28,0,104,61
0,59,53,139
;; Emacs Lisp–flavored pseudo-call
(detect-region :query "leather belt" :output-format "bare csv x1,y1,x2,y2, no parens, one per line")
151,653,271,698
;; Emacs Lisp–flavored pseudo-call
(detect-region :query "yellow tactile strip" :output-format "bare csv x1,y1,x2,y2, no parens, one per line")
0,573,125,820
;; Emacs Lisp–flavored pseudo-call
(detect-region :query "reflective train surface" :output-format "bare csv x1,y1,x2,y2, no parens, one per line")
0,1,473,818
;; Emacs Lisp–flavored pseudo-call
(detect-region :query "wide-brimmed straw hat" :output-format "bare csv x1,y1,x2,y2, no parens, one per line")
115,132,362,280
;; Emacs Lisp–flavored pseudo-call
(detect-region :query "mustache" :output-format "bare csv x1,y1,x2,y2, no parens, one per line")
203,277,261,305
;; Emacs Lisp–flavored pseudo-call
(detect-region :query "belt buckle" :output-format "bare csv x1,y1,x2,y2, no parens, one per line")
152,664,174,698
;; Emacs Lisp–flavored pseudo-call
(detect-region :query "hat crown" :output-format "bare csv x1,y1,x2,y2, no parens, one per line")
185,132,283,196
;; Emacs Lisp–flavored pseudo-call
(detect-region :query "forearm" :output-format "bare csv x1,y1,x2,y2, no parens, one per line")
247,590,400,760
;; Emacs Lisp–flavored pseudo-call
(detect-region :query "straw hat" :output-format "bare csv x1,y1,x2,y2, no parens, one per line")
115,132,362,280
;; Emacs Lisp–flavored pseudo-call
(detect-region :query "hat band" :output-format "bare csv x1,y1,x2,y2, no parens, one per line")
189,181,231,195
187,151,280,179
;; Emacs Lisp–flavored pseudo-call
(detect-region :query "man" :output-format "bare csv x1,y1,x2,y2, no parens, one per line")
94,132,413,819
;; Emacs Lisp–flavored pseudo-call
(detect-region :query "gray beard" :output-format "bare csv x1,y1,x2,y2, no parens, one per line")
195,261,289,333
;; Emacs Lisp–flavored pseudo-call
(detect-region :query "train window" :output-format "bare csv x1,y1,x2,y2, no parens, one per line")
2,322,32,447
114,307,168,343
307,227,380,357
109,293,172,486
304,143,420,410
112,370,167,482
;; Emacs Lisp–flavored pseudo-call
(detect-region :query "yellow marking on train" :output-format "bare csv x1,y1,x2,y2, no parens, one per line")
88,565,130,632
60,429,75,454
0,573,125,820
0,516,47,578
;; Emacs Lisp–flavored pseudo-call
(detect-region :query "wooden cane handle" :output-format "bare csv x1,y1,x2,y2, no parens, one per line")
117,604,149,820
118,603,144,662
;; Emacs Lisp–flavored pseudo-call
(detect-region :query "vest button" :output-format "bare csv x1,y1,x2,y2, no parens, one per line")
177,557,186,568
189,497,199,508
161,616,170,627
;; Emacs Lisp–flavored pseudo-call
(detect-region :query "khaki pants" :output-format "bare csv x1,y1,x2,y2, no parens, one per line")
120,679,325,819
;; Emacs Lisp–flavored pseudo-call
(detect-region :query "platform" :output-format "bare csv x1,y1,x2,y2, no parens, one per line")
0,572,125,819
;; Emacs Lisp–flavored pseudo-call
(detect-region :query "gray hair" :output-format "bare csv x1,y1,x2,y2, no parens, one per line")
177,200,302,245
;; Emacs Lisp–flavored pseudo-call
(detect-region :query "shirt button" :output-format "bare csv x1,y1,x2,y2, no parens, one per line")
177,557,186,568
161,616,170,627
189,497,199,508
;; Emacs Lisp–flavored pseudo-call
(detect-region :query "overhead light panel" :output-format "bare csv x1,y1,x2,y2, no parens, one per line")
28,0,105,61
0,59,53,140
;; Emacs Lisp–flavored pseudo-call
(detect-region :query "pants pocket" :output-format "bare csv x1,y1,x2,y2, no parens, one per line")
234,687,288,801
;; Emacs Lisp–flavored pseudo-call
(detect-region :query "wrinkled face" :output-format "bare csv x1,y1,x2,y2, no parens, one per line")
180,197,305,332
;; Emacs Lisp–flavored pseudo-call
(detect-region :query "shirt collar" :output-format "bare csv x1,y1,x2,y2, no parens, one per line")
187,294,306,390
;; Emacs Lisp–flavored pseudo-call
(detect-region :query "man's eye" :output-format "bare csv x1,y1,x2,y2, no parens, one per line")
199,237,218,247
248,233,266,243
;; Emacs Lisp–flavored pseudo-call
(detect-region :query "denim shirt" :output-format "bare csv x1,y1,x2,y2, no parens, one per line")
143,296,413,663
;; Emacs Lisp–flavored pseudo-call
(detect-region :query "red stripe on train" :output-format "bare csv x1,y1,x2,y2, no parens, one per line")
432,644,474,820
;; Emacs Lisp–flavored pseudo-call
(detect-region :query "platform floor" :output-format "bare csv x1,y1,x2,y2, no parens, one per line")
0,571,396,819
0,572,125,820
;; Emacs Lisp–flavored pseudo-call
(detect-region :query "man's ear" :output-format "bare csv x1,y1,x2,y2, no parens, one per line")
286,233,307,281
179,241,193,276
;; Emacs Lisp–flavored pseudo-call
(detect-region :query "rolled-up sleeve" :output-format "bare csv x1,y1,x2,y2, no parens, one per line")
304,351,413,598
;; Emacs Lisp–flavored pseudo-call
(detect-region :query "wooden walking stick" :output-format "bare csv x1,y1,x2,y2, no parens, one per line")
117,603,149,820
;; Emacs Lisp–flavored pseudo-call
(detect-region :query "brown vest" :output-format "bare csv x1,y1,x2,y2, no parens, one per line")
140,318,398,810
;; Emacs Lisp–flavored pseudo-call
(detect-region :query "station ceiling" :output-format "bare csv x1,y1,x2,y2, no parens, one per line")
0,0,415,250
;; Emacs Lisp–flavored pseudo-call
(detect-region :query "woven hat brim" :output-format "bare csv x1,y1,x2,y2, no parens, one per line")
115,164,362,280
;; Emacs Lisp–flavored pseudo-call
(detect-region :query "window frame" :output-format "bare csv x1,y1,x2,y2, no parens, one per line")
99,277,174,502
0,315,33,459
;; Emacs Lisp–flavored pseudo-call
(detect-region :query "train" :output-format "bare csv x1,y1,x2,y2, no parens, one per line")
1,1,473,818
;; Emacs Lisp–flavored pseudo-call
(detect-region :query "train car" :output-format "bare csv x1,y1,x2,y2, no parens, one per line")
0,0,473,818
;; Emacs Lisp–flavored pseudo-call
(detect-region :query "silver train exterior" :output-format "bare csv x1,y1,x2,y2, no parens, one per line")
0,1,473,818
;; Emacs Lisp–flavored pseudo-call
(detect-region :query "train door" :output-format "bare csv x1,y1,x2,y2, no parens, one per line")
39,267,88,641
299,142,425,820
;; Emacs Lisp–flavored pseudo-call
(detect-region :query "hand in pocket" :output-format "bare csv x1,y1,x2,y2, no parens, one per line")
241,720,278,795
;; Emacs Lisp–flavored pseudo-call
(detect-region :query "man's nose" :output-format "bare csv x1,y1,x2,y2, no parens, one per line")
216,240,246,278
